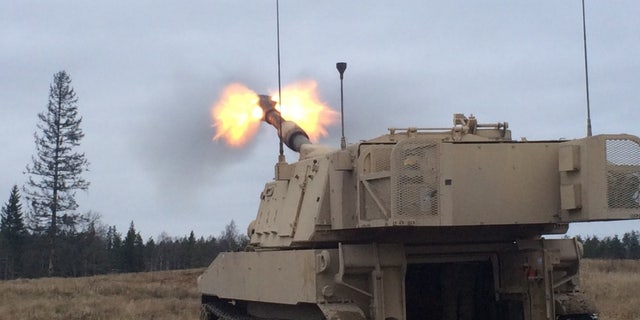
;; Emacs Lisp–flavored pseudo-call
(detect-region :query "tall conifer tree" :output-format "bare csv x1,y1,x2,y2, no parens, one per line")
25,70,89,276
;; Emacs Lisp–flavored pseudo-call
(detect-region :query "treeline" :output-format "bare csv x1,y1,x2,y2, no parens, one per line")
0,185,247,279
578,231,640,260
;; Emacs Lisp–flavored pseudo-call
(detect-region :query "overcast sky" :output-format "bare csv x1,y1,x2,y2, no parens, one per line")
1,1,639,240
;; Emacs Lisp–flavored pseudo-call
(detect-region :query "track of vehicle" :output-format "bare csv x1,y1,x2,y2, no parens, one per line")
201,298,282,320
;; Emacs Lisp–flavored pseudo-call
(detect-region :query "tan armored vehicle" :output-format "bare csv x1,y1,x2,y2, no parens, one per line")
199,94,640,319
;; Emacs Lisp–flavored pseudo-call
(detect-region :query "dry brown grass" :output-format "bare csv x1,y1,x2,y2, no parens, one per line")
581,259,640,320
0,268,203,320
0,261,638,319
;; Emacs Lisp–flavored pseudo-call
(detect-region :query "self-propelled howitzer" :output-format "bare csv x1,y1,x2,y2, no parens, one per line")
199,98,640,320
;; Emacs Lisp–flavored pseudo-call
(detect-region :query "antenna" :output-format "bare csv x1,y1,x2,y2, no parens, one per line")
276,0,285,159
336,62,347,149
581,0,593,137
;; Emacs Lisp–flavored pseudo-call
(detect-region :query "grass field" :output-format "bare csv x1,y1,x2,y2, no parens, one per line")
581,259,640,320
0,259,638,319
0,268,202,320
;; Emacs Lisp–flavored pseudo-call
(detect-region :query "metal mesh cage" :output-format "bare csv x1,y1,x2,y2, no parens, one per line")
391,139,439,217
606,138,640,209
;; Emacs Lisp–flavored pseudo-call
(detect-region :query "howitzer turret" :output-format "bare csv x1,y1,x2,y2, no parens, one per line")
199,106,640,319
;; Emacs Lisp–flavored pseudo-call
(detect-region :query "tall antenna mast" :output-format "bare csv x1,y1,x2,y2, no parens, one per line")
336,62,347,149
581,0,593,137
276,0,285,158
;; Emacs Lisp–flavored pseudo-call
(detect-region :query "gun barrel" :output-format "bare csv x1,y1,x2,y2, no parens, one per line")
258,95,311,152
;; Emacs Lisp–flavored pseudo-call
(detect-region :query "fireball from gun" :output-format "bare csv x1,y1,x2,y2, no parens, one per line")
211,81,338,148
257,94,311,152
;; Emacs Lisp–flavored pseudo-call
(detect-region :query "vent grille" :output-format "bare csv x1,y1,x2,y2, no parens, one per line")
606,138,640,209
362,145,392,173
391,139,439,217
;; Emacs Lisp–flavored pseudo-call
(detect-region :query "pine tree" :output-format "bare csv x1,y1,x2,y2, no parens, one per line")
106,226,123,272
181,231,196,268
605,235,626,259
133,232,145,271
122,222,144,272
622,231,640,259
1,185,27,279
24,70,90,276
144,237,157,271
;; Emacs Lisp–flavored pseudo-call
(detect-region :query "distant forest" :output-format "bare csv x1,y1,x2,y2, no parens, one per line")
0,187,247,279
578,231,640,260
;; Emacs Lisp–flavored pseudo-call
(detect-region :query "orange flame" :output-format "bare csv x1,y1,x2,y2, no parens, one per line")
271,80,338,141
211,83,263,147
211,80,338,147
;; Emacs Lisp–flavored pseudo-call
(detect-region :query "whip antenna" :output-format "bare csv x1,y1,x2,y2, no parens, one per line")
581,0,593,137
276,0,284,158
336,62,347,149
